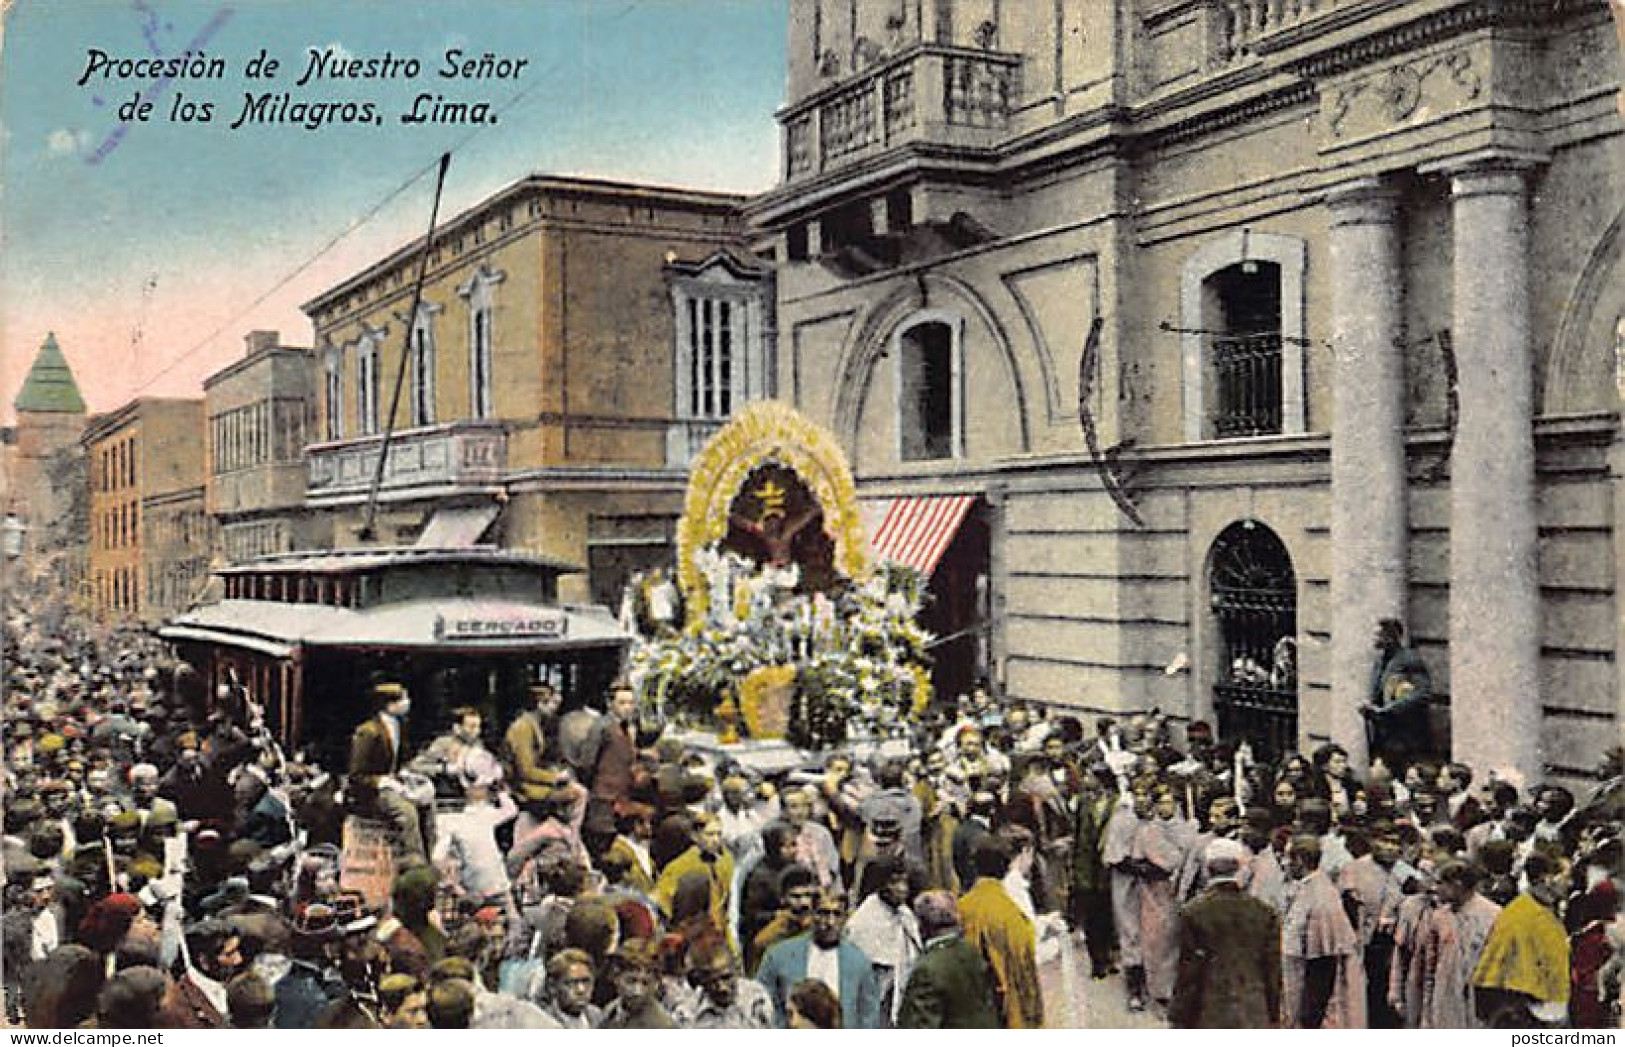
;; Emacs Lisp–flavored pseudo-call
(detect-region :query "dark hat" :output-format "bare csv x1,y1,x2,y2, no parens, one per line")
292,902,340,940
201,877,250,915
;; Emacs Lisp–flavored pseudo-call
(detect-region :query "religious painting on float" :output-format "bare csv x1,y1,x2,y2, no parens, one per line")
628,400,932,750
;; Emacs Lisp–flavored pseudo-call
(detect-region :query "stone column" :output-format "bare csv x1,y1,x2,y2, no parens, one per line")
1446,161,1542,785
1326,177,1408,768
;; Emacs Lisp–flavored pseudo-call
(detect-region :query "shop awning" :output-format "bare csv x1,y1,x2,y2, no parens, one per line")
416,503,500,548
865,494,976,578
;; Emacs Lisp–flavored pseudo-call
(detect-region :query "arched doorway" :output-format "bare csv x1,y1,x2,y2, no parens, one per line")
1208,520,1298,758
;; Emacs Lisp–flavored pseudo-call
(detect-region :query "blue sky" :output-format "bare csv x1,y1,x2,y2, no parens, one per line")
0,0,788,421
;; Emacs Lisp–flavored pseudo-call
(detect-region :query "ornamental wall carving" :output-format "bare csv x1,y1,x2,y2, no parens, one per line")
1319,44,1485,146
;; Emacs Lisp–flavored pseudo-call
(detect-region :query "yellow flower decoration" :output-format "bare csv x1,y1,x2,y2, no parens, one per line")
910,665,934,717
677,401,868,623
740,664,797,740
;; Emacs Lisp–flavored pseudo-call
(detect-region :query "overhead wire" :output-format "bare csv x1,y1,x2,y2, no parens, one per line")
129,0,646,396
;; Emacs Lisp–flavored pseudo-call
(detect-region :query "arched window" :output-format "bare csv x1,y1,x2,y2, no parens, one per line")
895,314,963,461
1180,231,1307,442
1208,520,1298,758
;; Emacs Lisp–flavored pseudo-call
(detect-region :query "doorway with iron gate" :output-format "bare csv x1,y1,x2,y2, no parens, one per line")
1208,519,1298,760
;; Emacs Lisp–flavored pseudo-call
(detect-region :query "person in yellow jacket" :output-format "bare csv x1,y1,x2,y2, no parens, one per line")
655,813,736,950
957,833,1043,1028
1470,851,1571,1027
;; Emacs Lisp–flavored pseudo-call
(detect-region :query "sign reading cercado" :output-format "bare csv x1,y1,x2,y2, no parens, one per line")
434,611,568,642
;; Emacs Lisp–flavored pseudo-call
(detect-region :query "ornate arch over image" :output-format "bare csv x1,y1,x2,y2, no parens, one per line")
677,400,869,620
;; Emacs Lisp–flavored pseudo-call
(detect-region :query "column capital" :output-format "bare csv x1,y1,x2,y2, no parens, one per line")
1419,150,1546,197
1322,176,1400,227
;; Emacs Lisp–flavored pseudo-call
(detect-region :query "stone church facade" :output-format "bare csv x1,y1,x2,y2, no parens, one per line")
748,0,1625,787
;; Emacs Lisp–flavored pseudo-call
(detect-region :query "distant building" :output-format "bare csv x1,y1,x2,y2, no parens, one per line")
203,330,316,563
83,398,211,623
300,175,773,604
10,332,87,536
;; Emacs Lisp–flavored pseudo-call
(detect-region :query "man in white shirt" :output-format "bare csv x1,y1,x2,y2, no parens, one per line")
845,856,922,1025
435,772,519,912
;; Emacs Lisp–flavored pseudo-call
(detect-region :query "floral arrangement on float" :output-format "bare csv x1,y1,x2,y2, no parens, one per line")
625,402,933,751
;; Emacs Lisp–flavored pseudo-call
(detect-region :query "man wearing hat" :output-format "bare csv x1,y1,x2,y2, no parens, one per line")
275,903,344,1030
503,682,566,807
1170,837,1281,1027
347,682,426,862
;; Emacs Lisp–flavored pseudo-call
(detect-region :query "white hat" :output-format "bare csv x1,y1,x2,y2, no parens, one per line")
1204,837,1249,879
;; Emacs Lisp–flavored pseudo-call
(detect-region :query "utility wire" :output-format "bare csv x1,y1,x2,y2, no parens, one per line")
130,0,645,396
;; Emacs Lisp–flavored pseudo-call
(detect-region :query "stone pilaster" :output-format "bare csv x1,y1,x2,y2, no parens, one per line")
1326,177,1408,767
1446,161,1542,784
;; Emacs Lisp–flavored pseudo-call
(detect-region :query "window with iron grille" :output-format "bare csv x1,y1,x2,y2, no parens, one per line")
1206,261,1282,438
1209,520,1298,759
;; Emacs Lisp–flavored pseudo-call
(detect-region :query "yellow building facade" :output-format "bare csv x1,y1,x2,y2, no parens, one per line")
301,175,772,604
83,398,208,623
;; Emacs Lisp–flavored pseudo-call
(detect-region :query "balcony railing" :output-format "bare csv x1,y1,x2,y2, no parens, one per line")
306,420,507,502
1212,333,1283,438
665,418,724,469
782,44,1021,182
1218,0,1367,65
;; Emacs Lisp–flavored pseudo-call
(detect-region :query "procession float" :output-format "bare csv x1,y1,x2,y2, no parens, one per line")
625,402,933,759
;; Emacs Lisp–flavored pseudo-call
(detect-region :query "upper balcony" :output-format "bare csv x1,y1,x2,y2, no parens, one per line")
779,43,1023,185
1215,0,1382,64
305,420,507,506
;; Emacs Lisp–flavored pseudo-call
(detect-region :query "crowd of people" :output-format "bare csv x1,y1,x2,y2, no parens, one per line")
2,592,1622,1031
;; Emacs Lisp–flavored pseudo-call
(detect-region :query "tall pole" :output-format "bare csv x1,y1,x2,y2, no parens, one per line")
359,153,452,542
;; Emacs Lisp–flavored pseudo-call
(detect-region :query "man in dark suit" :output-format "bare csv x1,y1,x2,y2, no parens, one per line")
1170,838,1281,1028
950,791,997,891
1070,765,1118,978
590,681,644,813
897,890,1001,1028
347,682,425,861
1361,618,1433,768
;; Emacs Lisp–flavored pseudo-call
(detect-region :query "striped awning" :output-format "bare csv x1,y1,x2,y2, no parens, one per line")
865,494,976,578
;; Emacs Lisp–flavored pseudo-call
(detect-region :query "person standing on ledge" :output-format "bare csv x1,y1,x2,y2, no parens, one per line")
1360,618,1433,770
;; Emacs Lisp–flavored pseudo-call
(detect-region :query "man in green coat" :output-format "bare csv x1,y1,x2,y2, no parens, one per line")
1070,765,1118,978
897,890,1001,1029
1170,838,1282,1028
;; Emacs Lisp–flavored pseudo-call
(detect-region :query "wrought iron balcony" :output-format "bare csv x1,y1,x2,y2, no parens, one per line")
306,420,507,503
780,43,1022,182
1212,333,1284,438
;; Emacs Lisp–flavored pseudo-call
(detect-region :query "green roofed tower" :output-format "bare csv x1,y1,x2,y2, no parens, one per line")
14,333,86,414
9,333,87,538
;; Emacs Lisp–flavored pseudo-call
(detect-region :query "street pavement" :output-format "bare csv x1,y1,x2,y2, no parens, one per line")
1036,932,1171,1030
1068,970,1172,1030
